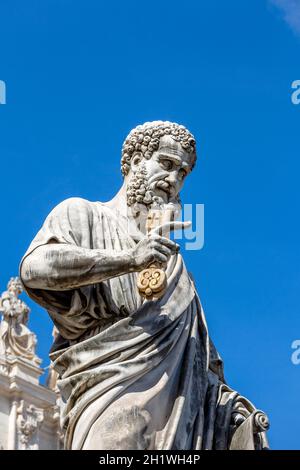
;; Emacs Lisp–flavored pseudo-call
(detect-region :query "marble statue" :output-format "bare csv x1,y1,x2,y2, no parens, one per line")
0,277,39,364
19,121,269,450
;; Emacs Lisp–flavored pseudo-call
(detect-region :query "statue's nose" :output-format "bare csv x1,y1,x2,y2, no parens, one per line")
165,171,178,185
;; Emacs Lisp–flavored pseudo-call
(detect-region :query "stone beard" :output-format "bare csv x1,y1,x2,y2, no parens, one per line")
20,120,269,450
125,161,182,239
126,162,180,207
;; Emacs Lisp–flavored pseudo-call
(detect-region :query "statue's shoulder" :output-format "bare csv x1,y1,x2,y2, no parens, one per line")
48,197,102,218
53,196,95,211
43,198,106,233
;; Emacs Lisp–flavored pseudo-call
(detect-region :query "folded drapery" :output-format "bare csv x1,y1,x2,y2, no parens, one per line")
20,197,269,450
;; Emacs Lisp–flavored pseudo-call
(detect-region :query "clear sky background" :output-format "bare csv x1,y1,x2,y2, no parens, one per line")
0,0,299,449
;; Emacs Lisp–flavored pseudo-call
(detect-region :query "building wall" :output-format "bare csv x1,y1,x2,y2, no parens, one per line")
0,393,10,449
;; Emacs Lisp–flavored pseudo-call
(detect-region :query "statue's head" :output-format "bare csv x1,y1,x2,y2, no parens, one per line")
7,277,23,296
121,121,196,207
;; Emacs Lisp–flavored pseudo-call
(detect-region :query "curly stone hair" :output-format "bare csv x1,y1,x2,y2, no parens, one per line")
121,121,196,177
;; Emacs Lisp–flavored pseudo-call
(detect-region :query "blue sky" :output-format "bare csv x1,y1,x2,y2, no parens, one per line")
0,0,300,449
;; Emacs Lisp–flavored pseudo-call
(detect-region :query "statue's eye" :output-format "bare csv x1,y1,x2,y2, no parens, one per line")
162,160,173,171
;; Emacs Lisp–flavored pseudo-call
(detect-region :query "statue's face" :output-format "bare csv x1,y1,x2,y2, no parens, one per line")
130,135,195,204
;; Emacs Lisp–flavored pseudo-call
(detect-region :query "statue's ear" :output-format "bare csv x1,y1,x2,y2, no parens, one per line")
130,152,143,173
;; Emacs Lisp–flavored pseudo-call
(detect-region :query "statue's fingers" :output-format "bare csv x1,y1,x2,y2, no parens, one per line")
150,221,191,237
153,236,179,251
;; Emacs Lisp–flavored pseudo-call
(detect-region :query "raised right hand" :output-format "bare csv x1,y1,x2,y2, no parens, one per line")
129,221,191,271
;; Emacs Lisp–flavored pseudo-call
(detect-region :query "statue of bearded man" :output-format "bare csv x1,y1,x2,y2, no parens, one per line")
20,121,269,450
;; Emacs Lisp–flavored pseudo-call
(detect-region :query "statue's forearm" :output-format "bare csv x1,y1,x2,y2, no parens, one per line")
20,244,135,291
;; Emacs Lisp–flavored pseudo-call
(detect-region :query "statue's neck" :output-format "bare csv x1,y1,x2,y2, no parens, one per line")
104,180,128,217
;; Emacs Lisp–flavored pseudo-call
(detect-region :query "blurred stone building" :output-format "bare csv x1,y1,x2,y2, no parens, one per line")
0,277,62,450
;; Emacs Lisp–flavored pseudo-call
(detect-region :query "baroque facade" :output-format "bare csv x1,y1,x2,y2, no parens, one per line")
0,278,62,450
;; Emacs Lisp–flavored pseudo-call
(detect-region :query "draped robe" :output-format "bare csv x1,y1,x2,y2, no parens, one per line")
20,197,269,450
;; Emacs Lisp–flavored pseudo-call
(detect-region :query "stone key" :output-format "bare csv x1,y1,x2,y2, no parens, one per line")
136,210,191,300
